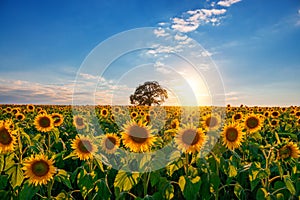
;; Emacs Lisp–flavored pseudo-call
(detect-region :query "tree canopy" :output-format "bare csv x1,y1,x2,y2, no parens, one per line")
130,81,168,106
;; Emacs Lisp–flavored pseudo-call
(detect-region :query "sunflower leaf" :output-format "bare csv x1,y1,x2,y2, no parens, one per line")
113,171,140,192
6,163,24,188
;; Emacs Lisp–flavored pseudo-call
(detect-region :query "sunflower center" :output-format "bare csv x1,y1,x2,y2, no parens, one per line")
271,120,277,126
296,112,300,117
246,117,259,129
0,127,12,145
102,110,107,116
52,116,61,123
17,115,23,120
78,140,93,153
206,117,218,128
226,128,238,142
272,112,279,117
76,117,84,126
105,136,117,150
31,160,50,177
128,125,149,144
234,114,242,120
39,117,51,128
182,129,199,145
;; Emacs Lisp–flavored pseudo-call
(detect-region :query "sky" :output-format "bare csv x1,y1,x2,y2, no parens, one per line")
0,0,300,106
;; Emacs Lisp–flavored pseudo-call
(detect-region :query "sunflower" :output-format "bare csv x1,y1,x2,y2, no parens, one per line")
221,123,244,150
201,114,221,131
121,120,155,152
130,111,138,119
270,119,279,128
34,114,54,132
22,154,56,186
271,111,280,118
100,133,120,154
170,118,180,129
71,135,97,160
278,142,300,159
26,104,35,112
232,112,243,121
294,111,300,118
15,113,25,121
51,113,64,127
100,108,109,118
175,123,206,154
73,115,86,130
0,120,16,153
244,114,263,134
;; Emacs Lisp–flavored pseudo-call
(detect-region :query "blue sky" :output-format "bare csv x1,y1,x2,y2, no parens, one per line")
0,0,300,106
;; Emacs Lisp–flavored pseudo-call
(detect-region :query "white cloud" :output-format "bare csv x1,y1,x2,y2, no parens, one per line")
154,61,172,74
153,28,169,37
298,9,300,15
171,8,226,32
217,0,242,7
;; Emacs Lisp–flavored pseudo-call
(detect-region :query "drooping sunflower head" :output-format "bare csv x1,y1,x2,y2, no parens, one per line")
73,115,86,130
278,142,300,160
201,114,221,131
100,133,120,154
34,114,54,133
51,113,64,127
244,114,263,134
121,120,155,152
175,123,206,154
22,154,56,186
0,120,16,153
71,135,98,161
221,123,244,150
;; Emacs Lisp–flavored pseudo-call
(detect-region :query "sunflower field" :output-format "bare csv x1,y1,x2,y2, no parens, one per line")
1,104,300,199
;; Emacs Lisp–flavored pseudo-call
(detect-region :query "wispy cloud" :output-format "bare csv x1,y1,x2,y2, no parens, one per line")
171,8,227,32
217,0,242,7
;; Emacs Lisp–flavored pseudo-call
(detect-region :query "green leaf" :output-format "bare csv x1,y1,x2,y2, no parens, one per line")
166,159,183,177
284,176,295,195
0,175,8,190
178,176,186,192
178,176,201,200
6,163,24,188
210,173,220,192
94,158,104,172
113,171,140,192
150,171,160,187
256,188,269,199
234,183,244,199
275,193,284,200
94,179,111,200
55,169,72,189
228,165,237,178
77,169,96,198
18,182,39,200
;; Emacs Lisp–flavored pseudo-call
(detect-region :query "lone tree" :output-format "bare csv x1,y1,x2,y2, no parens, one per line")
130,81,168,106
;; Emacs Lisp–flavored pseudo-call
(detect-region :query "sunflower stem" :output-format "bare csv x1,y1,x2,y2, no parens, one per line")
143,172,149,197
184,152,189,174
47,179,54,199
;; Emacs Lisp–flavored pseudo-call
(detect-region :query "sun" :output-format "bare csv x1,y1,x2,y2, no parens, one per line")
22,154,56,186
121,120,155,152
175,123,206,154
